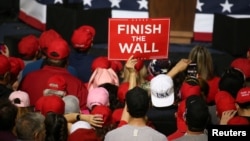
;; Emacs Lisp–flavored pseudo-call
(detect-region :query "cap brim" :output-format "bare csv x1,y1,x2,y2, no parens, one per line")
151,92,174,107
43,89,66,97
70,121,92,134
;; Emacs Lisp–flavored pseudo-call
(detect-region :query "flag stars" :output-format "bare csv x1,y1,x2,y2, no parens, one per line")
84,0,92,7
109,0,122,8
220,0,234,13
196,0,204,12
54,0,63,4
137,0,148,10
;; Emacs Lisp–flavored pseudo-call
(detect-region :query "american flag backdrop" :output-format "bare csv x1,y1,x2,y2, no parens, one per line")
19,0,250,42
194,0,250,42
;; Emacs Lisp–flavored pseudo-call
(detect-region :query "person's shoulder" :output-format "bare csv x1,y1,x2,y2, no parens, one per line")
151,127,166,136
173,133,208,141
150,129,167,141
25,58,43,67
143,126,166,137
22,59,43,73
172,135,190,141
22,66,43,79
105,126,125,137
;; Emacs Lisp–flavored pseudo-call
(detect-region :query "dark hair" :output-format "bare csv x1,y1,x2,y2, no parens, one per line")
126,86,149,118
188,45,215,80
98,83,122,111
19,53,36,61
44,112,68,141
95,124,116,141
237,102,250,109
219,67,245,98
185,95,209,132
0,98,18,131
43,58,68,68
185,76,200,85
15,112,45,140
197,77,209,100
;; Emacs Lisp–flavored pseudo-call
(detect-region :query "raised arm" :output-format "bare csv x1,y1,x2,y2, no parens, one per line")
167,58,192,78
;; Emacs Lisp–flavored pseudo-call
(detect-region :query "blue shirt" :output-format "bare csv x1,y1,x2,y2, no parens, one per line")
68,50,97,83
21,58,78,80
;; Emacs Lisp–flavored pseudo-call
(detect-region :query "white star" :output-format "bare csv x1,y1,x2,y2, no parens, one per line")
84,0,92,7
220,0,233,13
109,0,122,8
137,0,148,10
54,0,63,4
196,0,204,12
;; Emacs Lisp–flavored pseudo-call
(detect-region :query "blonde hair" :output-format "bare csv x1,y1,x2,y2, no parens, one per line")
188,45,215,80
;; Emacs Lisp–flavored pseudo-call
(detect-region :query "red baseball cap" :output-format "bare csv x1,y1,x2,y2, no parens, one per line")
228,116,249,125
110,60,123,73
39,29,62,51
9,57,24,78
180,82,201,100
0,55,11,75
134,59,144,72
231,58,250,78
35,96,46,112
91,56,110,72
43,75,67,97
236,87,250,104
39,95,65,116
18,34,39,58
68,128,99,141
111,108,123,124
91,105,112,126
117,82,129,103
47,38,70,60
71,25,95,50
215,91,236,117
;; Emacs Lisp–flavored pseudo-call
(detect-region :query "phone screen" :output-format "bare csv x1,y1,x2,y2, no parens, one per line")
187,63,197,77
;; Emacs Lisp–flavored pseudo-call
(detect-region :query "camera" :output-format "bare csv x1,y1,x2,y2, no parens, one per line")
187,63,197,77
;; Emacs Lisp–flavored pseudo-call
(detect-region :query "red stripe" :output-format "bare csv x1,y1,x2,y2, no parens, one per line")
194,32,213,42
19,11,46,31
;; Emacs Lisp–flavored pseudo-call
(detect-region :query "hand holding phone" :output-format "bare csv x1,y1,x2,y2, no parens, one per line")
187,63,197,77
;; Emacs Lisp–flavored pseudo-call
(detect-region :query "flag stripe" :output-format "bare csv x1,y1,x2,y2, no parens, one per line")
194,13,250,42
19,0,47,31
112,10,148,18
19,0,250,42
19,11,46,31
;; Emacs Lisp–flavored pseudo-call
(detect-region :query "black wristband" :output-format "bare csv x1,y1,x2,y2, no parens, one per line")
76,114,80,121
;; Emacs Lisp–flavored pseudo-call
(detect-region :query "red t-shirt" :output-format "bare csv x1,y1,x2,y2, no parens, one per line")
206,76,220,104
19,65,88,110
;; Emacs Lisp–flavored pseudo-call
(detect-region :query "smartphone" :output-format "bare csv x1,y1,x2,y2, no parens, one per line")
187,63,197,77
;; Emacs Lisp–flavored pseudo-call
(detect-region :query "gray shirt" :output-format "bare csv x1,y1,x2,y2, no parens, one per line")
173,133,208,141
104,124,167,141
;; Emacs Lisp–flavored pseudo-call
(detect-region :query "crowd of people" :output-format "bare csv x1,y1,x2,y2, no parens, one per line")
0,24,250,141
